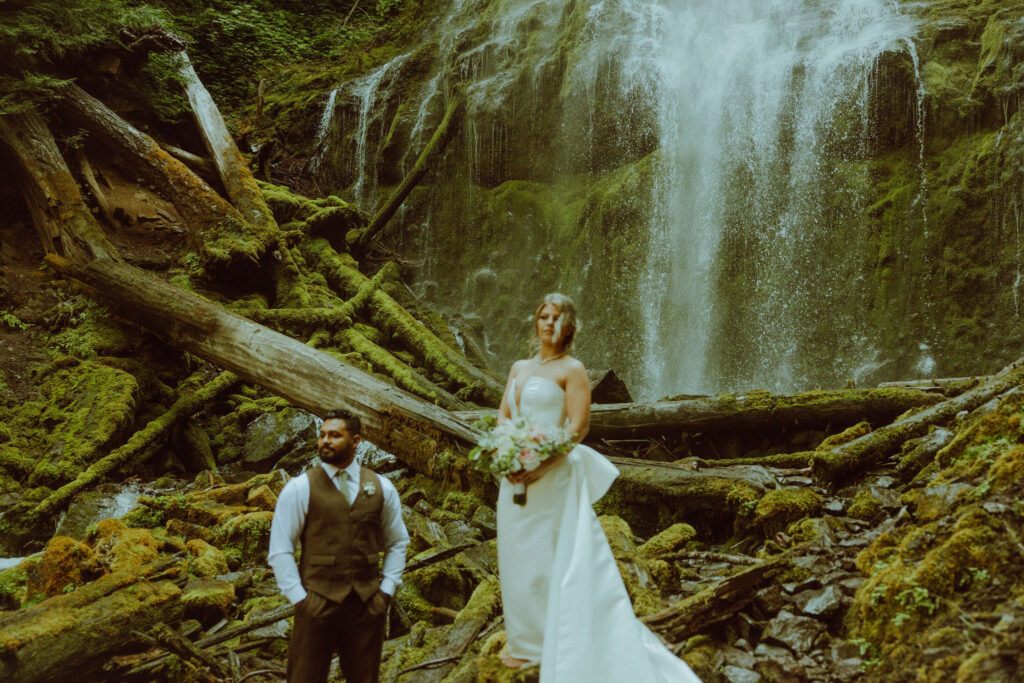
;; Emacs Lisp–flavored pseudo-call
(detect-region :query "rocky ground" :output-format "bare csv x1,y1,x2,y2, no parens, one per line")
2,361,1024,681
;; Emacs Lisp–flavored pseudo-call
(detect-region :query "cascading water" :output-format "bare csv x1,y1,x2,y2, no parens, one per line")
641,0,920,396
314,0,922,398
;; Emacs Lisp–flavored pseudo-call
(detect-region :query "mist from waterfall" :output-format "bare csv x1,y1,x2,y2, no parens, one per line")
314,0,921,399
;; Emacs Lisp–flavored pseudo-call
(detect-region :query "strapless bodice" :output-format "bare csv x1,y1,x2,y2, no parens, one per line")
510,376,566,428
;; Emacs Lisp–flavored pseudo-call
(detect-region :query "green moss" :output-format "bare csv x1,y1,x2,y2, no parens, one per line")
847,488,885,521
0,565,29,610
0,360,138,490
749,488,823,538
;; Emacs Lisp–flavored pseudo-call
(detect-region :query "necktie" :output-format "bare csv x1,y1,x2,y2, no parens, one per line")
336,470,351,504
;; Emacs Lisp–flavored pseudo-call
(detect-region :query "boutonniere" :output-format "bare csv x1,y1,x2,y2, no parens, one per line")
362,482,377,497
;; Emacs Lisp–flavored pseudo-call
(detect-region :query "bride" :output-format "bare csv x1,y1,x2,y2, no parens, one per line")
496,293,701,682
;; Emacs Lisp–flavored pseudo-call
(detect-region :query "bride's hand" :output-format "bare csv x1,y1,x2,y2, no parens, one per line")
507,455,564,486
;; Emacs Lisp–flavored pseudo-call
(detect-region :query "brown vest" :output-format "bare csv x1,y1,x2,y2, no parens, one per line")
299,465,384,603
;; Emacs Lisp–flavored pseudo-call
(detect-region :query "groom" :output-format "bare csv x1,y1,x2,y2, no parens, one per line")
267,409,409,683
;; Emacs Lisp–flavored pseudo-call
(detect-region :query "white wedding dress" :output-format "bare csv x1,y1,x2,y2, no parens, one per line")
497,375,702,682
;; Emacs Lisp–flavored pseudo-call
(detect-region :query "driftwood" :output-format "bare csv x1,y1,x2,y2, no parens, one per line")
136,622,230,681
123,603,295,677
455,387,942,440
659,550,760,566
356,87,466,250
404,541,480,573
811,360,1024,486
642,554,791,641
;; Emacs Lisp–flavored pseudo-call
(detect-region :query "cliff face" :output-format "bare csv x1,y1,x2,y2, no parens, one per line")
304,0,1024,398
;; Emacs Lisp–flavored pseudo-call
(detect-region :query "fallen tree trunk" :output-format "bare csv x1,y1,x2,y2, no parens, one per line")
175,52,277,231
811,361,1024,486
301,238,504,405
0,109,121,263
642,554,791,641
158,141,218,182
356,87,466,251
74,148,115,228
454,387,943,440
45,254,488,491
0,571,184,683
59,84,275,274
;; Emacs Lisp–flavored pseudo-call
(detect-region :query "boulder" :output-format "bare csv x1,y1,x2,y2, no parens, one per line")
215,511,274,566
242,407,317,472
25,536,100,600
179,577,235,623
186,538,229,577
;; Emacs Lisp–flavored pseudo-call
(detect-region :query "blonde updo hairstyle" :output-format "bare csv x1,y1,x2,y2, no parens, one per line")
529,292,580,354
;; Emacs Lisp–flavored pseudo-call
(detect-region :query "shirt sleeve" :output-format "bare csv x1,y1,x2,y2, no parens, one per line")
378,477,410,596
267,475,309,605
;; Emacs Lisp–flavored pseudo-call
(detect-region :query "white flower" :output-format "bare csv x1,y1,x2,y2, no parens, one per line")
363,482,377,496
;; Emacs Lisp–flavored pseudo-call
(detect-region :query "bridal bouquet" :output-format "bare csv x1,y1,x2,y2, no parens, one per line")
468,417,575,505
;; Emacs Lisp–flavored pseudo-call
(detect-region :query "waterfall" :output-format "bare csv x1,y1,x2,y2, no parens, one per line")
315,0,920,398
639,0,919,396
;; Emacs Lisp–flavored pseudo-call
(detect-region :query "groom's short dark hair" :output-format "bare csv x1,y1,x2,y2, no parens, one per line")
323,408,361,435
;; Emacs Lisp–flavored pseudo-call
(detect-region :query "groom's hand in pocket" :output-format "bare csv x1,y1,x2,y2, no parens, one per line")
368,589,391,617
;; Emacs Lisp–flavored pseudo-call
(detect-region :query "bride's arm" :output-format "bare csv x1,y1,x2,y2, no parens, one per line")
497,361,523,425
563,362,591,442
512,361,590,485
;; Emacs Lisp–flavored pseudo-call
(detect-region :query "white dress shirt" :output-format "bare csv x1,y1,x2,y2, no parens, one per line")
267,460,409,604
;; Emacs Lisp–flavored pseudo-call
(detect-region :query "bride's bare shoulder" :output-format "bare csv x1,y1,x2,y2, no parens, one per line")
563,356,586,373
508,358,531,377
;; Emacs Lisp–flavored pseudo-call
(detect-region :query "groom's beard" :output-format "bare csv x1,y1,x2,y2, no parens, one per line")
320,444,355,468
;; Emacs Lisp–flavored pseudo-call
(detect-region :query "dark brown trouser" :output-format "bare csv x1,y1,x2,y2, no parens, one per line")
287,590,387,683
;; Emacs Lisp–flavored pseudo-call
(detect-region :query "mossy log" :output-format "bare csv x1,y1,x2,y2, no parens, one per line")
332,327,469,411
455,387,943,440
44,254,488,491
302,238,504,405
175,52,277,231
811,361,1024,487
0,109,121,262
29,372,238,520
357,87,467,250
642,554,790,642
895,427,955,482
602,458,771,537
58,84,276,273
0,571,184,683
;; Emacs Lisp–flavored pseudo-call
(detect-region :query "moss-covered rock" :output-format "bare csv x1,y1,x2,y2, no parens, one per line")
215,511,274,567
638,523,698,558
0,561,31,611
748,488,823,538
179,577,236,624
24,536,100,600
88,519,161,575
0,360,138,491
185,539,230,578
